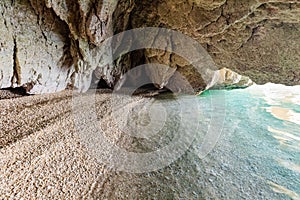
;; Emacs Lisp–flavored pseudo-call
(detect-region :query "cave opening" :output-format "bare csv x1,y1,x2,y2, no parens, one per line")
97,78,111,89
131,83,171,97
89,69,113,90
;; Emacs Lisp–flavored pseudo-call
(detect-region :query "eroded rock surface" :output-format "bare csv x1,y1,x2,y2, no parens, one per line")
0,0,124,94
207,68,254,89
131,0,300,87
0,0,74,94
0,0,299,94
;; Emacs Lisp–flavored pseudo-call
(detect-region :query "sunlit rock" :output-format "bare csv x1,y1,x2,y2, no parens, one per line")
207,68,254,90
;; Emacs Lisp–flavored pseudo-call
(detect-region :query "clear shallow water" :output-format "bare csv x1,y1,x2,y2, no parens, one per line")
196,83,300,199
97,83,300,199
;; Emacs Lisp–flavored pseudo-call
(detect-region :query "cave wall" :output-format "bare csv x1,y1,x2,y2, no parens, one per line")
0,0,73,93
0,0,131,94
130,0,300,86
0,0,300,94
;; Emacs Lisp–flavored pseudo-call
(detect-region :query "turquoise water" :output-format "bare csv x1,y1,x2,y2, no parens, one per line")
93,83,300,199
195,83,300,199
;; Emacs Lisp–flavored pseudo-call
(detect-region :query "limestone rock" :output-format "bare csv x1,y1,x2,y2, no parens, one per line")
207,68,254,90
130,0,300,87
0,4,14,89
0,0,74,94
0,0,300,95
0,0,126,94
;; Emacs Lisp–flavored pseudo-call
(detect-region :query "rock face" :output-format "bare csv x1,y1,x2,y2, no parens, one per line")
0,0,73,94
0,0,125,94
0,0,300,94
207,68,254,90
130,0,300,87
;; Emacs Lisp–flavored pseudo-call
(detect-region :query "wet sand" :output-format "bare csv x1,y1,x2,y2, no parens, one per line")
266,107,300,125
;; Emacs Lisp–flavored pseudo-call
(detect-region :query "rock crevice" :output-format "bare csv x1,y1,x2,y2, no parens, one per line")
11,37,21,86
